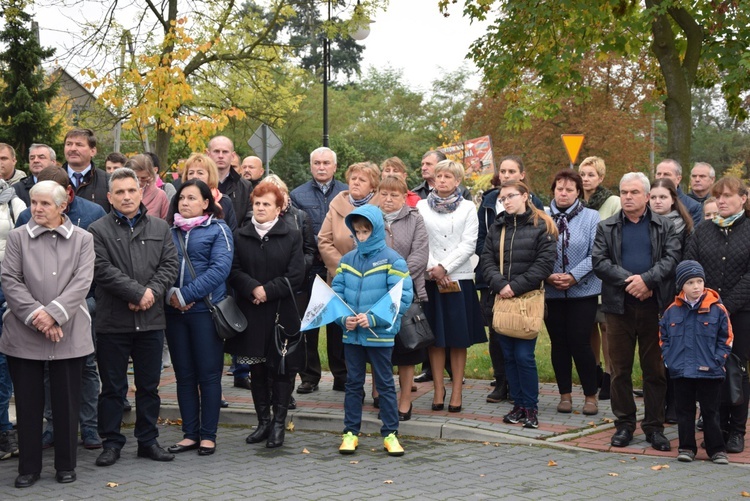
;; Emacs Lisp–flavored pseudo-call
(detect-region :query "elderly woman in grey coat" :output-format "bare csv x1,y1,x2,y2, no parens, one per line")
0,180,95,488
370,176,429,420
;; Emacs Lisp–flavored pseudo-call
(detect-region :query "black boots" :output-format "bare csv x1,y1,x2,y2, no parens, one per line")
266,378,293,448
246,367,271,444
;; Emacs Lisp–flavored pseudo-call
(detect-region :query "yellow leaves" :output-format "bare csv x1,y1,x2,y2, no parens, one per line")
349,460,359,464
301,448,309,454
106,482,119,488
741,491,750,497
608,472,619,477
286,420,295,432
156,417,182,426
383,480,394,484
547,460,557,467
650,464,669,471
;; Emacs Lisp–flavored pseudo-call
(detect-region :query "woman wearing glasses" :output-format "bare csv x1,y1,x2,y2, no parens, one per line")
480,180,557,429
416,160,485,413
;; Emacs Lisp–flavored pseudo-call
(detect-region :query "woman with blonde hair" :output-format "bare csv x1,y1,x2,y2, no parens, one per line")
177,153,237,231
318,161,381,390
479,180,557,428
417,160,485,413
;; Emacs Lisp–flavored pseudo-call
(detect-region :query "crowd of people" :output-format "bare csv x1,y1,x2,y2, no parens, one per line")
0,127,746,488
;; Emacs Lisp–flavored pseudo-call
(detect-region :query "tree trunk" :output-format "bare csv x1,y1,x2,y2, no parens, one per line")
155,127,171,173
645,1,703,174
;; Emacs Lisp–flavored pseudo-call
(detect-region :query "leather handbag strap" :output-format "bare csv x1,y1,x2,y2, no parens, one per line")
275,277,302,324
176,231,215,311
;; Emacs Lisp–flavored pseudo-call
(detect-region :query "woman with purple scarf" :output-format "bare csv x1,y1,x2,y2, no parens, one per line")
545,170,601,415
164,179,233,456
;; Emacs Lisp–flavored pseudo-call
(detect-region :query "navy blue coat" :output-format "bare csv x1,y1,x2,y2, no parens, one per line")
659,288,733,379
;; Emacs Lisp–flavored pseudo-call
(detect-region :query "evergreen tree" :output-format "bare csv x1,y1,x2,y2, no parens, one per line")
0,0,60,161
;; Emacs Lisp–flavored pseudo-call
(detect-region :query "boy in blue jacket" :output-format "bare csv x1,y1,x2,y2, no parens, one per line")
331,205,413,457
659,260,733,464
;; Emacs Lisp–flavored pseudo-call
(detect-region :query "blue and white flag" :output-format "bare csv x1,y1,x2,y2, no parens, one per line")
367,278,404,330
299,275,353,331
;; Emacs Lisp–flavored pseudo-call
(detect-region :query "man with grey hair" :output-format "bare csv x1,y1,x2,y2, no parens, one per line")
593,171,680,451
688,162,716,204
655,159,703,225
88,167,178,467
14,144,56,206
290,146,348,393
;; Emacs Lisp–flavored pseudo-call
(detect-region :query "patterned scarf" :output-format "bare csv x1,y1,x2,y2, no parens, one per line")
550,199,584,267
427,188,462,214
174,213,210,232
584,186,613,212
349,191,375,207
713,209,744,228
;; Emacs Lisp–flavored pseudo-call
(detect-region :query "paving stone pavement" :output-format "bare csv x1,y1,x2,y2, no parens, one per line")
149,368,750,463
1,426,749,500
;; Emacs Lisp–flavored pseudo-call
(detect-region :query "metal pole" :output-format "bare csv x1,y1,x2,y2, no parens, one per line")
322,0,330,147
262,124,270,177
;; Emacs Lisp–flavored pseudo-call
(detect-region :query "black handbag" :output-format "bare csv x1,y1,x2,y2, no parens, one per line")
722,353,746,406
176,232,247,340
394,300,434,351
267,278,307,375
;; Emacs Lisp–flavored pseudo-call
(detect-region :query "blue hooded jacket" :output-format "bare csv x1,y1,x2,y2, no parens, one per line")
331,205,413,347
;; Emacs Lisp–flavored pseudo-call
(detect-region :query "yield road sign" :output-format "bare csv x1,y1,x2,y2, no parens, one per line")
561,134,585,165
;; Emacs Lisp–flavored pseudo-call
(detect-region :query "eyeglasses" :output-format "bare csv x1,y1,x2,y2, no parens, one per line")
499,193,521,203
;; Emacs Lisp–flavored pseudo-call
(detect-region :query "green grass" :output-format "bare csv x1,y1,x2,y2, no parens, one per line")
316,325,644,384
228,325,644,385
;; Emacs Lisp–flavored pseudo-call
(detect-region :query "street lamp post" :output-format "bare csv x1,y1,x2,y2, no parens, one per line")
322,0,371,147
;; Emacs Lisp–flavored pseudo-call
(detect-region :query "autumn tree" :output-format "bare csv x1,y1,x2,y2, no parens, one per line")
445,0,750,171
463,56,655,199
0,0,60,160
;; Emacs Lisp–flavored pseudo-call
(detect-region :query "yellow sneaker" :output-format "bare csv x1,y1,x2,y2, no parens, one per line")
339,432,358,454
383,432,404,457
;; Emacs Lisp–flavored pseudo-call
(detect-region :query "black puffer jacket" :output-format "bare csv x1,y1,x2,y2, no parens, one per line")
684,216,750,315
592,207,680,314
480,209,557,296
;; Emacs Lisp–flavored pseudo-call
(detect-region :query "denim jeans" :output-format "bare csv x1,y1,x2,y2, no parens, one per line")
166,312,224,442
498,335,539,410
0,301,12,432
343,344,398,437
97,329,164,449
0,353,11,432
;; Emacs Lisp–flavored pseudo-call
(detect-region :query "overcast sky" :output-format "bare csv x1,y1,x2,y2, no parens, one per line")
30,0,488,94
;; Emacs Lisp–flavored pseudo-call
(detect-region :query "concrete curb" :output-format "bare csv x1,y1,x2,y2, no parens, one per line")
144,404,593,453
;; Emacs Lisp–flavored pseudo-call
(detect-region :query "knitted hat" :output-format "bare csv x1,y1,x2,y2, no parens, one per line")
675,260,705,291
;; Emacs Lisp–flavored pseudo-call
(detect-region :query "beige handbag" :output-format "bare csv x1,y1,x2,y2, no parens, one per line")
491,225,545,340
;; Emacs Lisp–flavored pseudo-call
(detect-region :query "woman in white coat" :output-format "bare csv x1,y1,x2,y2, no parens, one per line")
417,160,485,413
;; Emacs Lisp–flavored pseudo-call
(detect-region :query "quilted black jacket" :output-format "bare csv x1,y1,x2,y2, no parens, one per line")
684,216,750,315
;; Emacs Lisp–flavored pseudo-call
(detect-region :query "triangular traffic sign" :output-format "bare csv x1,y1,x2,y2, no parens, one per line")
561,134,585,165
